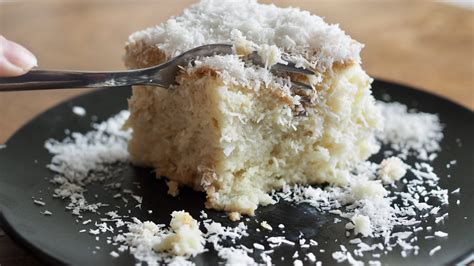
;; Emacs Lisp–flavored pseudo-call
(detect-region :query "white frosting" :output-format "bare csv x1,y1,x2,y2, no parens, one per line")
128,0,362,72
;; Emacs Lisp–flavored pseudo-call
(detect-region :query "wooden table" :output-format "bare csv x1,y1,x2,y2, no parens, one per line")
0,1,472,265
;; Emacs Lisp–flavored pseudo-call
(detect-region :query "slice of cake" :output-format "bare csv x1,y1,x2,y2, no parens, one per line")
124,0,382,218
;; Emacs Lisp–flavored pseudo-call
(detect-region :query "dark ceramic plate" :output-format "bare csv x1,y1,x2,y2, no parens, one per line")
0,80,473,266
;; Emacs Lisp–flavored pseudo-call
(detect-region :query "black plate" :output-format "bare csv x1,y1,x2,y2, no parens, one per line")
0,80,473,266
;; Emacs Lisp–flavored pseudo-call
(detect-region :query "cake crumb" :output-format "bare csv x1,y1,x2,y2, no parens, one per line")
228,212,241,221
351,214,373,237
153,211,205,256
231,29,255,57
167,181,180,197
260,221,273,231
378,157,407,184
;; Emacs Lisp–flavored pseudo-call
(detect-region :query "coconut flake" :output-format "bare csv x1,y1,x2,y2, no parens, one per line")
72,106,86,116
429,245,442,256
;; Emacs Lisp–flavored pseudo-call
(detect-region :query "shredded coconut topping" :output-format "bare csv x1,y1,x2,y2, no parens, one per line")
128,0,362,72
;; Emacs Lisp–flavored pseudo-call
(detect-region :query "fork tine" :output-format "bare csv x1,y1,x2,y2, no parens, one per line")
291,81,314,91
272,61,315,76
248,50,315,76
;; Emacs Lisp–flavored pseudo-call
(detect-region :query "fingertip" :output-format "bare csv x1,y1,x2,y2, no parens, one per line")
0,35,37,77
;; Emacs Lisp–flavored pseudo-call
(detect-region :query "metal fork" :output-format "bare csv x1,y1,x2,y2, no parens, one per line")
0,44,314,92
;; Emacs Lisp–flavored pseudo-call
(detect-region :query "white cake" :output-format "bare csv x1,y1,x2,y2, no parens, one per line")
124,0,383,218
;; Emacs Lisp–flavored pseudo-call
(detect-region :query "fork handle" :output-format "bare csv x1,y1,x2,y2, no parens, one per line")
0,69,147,92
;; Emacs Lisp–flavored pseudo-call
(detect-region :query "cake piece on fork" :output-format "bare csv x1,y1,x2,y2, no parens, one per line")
124,0,382,219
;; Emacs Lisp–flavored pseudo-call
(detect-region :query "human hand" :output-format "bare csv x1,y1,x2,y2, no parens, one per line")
0,35,37,77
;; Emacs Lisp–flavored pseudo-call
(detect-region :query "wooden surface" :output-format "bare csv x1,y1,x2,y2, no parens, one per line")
0,1,472,265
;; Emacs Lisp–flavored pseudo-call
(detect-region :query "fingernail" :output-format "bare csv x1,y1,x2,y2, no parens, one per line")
0,36,37,74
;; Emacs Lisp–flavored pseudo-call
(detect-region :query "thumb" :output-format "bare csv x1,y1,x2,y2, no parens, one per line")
0,35,37,77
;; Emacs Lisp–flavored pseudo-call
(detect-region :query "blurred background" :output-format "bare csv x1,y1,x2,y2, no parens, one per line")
0,0,473,264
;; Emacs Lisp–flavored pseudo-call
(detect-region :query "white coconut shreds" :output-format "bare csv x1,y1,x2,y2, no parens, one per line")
376,101,444,160
72,106,87,116
40,98,451,265
44,110,131,216
127,0,362,72
45,110,131,183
